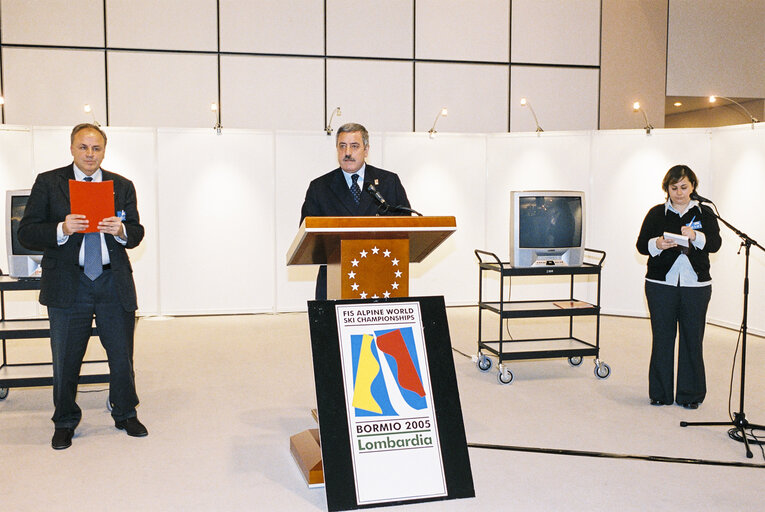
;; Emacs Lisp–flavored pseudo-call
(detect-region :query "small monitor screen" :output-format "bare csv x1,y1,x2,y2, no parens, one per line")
518,196,582,248
10,195,41,256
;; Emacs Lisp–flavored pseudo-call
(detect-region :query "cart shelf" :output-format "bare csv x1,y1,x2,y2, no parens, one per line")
474,249,610,384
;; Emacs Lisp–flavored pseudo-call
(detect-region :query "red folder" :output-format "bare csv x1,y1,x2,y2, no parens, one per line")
69,180,114,233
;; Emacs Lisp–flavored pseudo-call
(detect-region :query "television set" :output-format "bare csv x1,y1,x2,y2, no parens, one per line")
509,190,585,267
5,189,43,278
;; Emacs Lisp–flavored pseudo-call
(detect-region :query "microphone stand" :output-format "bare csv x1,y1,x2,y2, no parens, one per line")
680,203,765,459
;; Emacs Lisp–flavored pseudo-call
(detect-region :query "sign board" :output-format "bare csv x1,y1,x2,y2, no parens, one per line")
308,296,474,511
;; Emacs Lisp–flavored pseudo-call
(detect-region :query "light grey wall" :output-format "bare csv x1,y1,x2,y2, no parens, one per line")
0,0,603,133
667,0,765,98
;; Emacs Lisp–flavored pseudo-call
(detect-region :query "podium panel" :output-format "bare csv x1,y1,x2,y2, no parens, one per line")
327,239,410,299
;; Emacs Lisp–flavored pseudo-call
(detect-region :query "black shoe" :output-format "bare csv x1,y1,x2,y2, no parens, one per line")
681,402,699,410
650,399,669,406
52,427,74,450
115,417,148,437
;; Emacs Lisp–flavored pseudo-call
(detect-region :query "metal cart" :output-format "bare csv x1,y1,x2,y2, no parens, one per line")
474,249,610,385
0,275,107,401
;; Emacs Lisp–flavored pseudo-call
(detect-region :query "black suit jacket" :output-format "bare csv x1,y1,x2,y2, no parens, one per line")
18,164,144,311
300,164,411,299
300,164,411,222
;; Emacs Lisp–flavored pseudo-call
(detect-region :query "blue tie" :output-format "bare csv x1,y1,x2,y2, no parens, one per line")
350,174,361,204
82,177,102,280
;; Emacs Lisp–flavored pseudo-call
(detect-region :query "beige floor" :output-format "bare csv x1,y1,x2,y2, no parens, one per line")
1,308,764,511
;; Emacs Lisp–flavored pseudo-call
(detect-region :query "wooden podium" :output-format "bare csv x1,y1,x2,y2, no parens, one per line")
286,216,457,300
286,216,456,486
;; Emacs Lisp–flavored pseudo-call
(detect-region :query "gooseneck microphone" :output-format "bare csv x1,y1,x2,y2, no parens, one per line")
366,183,388,209
690,191,713,203
366,183,423,216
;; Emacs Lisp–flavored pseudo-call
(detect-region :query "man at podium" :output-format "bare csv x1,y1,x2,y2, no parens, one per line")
300,122,412,300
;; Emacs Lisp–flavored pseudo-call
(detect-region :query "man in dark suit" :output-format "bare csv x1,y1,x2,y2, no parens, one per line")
18,123,147,450
300,122,412,300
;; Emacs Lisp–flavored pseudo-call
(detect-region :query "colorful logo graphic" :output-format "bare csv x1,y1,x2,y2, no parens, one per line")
351,327,426,416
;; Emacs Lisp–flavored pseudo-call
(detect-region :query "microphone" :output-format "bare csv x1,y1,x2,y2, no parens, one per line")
366,183,390,212
690,191,713,203
366,183,423,216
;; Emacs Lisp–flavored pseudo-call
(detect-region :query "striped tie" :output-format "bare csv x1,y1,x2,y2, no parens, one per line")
82,177,103,280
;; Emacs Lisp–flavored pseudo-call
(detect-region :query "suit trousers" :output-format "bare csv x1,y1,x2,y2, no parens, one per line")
48,269,139,428
645,280,711,405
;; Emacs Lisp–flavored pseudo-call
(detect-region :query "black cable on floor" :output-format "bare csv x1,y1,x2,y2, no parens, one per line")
467,442,765,469
451,346,473,359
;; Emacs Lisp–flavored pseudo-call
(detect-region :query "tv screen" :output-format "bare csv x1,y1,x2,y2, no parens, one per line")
6,189,43,278
510,190,585,267
518,196,582,248
10,195,41,256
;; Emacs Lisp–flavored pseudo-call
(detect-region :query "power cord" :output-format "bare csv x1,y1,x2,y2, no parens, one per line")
727,326,743,423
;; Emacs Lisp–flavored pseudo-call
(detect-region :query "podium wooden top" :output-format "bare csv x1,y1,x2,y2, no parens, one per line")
286,216,457,265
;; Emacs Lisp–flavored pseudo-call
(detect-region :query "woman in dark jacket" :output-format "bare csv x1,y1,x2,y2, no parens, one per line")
636,165,722,409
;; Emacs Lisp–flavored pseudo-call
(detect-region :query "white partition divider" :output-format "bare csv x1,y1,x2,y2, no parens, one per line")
589,128,713,318
1,124,763,336
156,129,275,315
101,128,161,315
0,127,40,318
485,132,594,303
274,132,341,312
708,125,765,332
381,133,488,305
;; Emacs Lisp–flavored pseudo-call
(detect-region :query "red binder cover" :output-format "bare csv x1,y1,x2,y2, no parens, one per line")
69,179,114,233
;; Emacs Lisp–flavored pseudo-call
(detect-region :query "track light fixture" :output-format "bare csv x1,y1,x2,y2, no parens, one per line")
83,104,101,127
428,107,448,139
325,106,342,135
520,98,543,133
632,101,653,135
709,95,759,128
211,103,222,135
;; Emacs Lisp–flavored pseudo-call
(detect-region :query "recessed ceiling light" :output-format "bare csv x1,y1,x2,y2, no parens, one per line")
673,102,682,107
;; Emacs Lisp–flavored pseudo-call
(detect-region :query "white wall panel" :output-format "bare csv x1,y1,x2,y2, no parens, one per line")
327,59,413,133
1,0,104,46
221,56,324,131
4,124,761,323
219,0,324,54
415,0,509,62
667,0,765,98
98,128,161,315
0,127,38,318
29,127,72,173
708,125,765,335
510,66,600,132
589,129,712,317
0,128,35,196
274,132,371,312
156,129,275,315
107,52,218,128
1,48,106,127
106,0,217,51
381,133,487,304
485,132,594,303
511,0,601,66
327,0,413,58
415,62,508,133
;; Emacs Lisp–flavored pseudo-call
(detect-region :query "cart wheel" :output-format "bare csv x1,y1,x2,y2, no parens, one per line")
106,398,113,412
477,354,492,372
0,387,8,400
568,356,583,367
594,362,611,379
497,367,514,385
